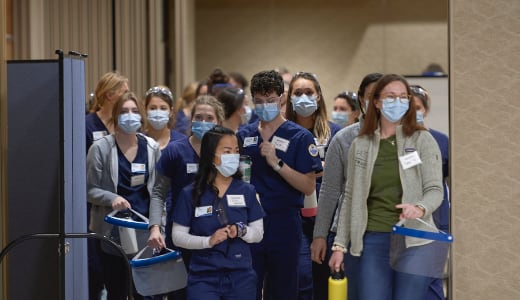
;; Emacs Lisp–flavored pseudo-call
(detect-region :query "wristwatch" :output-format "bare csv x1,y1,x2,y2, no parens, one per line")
273,159,284,172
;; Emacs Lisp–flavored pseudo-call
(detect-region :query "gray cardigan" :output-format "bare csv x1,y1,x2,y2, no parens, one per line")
86,133,161,236
334,126,443,256
314,122,360,239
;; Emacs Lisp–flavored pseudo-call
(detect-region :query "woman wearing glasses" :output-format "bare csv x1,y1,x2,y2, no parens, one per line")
331,91,360,128
285,72,342,300
171,126,264,300
329,74,443,300
144,85,187,149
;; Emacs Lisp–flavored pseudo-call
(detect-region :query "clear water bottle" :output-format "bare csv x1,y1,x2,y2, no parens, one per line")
239,155,252,183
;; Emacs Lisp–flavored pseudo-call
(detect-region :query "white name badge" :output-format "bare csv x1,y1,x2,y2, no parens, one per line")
195,205,213,217
187,163,198,174
227,195,246,207
399,151,422,170
92,131,107,141
243,136,258,147
131,174,145,186
132,163,146,173
272,136,290,152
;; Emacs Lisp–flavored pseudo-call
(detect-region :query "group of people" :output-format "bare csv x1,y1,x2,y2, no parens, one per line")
85,67,450,300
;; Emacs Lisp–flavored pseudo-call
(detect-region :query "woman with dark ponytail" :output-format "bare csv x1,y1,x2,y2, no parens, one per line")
171,126,264,300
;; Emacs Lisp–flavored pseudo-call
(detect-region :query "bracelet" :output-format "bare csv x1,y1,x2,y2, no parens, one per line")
149,224,160,231
235,222,247,238
331,244,347,253
415,204,426,215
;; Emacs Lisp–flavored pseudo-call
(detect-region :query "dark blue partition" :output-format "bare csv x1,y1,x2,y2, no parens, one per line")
6,56,87,300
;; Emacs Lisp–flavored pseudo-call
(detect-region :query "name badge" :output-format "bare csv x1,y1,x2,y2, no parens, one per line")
272,136,290,152
92,131,107,141
195,206,213,217
132,163,146,173
399,151,422,170
131,174,145,186
243,136,258,147
187,163,198,174
227,195,246,207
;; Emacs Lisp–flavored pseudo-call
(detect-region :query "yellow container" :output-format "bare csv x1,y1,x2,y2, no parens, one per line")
328,271,347,300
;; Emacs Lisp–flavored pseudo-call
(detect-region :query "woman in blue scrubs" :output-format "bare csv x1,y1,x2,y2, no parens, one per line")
144,85,187,149
171,126,264,300
148,95,226,250
86,92,162,299
411,85,450,300
285,72,342,300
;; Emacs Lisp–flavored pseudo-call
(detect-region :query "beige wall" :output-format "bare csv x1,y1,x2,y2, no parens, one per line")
195,0,448,105
450,0,520,299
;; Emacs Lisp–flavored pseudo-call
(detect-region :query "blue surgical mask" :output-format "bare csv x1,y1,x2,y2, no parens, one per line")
147,110,170,130
241,105,252,124
416,110,424,124
215,153,240,177
118,113,142,134
291,94,318,117
255,103,279,122
191,121,216,140
381,98,409,123
331,111,349,127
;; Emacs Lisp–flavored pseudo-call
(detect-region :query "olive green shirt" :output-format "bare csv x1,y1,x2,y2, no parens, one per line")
366,135,401,232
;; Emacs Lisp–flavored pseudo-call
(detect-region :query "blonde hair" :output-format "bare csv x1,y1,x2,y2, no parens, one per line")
90,71,129,112
190,95,225,125
175,81,198,112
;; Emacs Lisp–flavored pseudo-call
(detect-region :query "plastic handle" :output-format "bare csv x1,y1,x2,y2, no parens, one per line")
104,209,149,230
392,225,454,243
130,246,182,267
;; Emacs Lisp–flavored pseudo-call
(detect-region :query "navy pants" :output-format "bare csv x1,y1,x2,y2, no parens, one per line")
187,269,256,300
252,210,302,300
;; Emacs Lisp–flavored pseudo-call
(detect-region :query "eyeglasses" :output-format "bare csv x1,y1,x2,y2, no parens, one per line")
145,86,173,101
253,95,281,105
380,94,411,104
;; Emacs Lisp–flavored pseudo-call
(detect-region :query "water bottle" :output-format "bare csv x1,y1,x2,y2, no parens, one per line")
239,155,252,183
328,270,347,300
301,190,318,217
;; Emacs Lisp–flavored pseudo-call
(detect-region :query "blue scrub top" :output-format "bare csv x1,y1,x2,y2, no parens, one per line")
237,120,322,213
85,112,108,153
173,179,264,273
170,129,188,143
429,128,450,231
156,137,200,217
173,110,191,136
116,134,150,217
314,121,342,197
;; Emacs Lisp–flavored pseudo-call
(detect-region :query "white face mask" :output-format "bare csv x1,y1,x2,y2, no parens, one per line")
147,110,170,130
215,153,240,177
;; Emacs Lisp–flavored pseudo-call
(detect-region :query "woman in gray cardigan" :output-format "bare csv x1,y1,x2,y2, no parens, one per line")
329,74,443,300
87,92,162,299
